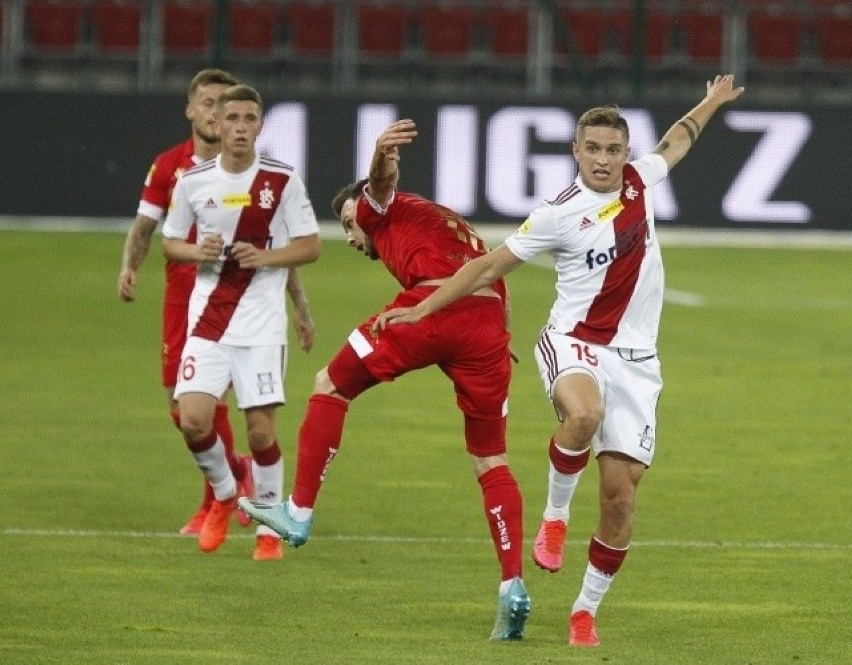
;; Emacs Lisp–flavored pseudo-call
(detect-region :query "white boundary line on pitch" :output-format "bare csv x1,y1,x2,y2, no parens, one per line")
2,216,852,250
2,528,849,550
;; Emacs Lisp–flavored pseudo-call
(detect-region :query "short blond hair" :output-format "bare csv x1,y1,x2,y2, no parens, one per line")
217,84,263,112
576,106,629,144
187,68,238,101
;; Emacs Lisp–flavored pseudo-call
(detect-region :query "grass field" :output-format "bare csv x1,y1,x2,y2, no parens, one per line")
1,229,850,664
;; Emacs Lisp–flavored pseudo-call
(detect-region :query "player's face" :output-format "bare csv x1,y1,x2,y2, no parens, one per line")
186,83,230,145
340,198,378,260
573,125,630,194
216,100,263,159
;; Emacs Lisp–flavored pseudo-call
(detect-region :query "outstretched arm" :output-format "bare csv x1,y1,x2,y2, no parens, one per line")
366,119,418,207
374,244,524,329
654,74,745,172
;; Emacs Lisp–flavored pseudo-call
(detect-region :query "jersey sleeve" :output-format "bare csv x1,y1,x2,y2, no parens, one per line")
504,203,559,261
281,172,320,238
161,178,194,240
136,156,171,222
632,153,668,188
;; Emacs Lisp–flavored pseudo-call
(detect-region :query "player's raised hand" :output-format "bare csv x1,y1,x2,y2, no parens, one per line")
705,74,745,106
376,119,418,162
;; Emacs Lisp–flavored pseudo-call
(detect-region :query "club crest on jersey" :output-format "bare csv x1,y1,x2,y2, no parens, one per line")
223,193,251,208
259,182,276,209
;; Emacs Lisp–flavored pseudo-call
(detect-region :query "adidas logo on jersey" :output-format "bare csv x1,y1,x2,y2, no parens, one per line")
579,217,595,231
204,198,217,209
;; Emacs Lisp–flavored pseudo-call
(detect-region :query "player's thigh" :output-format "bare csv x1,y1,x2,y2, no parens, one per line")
229,344,285,409
346,314,438,382
174,336,231,401
535,328,605,418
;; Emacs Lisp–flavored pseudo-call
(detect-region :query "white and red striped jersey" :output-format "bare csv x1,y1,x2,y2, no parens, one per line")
162,153,319,346
504,153,668,349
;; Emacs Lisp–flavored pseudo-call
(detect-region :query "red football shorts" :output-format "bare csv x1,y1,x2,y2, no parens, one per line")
161,301,189,388
328,287,511,457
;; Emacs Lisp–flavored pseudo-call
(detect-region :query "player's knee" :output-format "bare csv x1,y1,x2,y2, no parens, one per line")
600,492,635,527
312,366,336,394
179,414,212,443
560,407,602,444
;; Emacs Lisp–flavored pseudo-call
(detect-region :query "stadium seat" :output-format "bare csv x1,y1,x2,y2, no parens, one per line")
813,13,852,66
25,0,86,53
747,9,807,65
610,9,674,64
284,1,336,57
558,8,609,60
483,5,529,59
418,6,478,59
91,0,143,55
227,0,282,58
680,9,724,64
162,0,214,56
357,3,411,58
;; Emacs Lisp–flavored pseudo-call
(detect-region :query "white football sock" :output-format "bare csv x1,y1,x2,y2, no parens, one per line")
190,437,236,501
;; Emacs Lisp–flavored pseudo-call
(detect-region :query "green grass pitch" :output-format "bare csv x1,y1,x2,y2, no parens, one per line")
0,229,850,663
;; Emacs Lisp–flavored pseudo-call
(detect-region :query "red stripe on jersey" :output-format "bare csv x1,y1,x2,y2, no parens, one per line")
192,169,291,341
571,165,649,345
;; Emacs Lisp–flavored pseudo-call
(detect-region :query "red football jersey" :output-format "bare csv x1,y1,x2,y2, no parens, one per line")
137,138,200,306
357,191,505,297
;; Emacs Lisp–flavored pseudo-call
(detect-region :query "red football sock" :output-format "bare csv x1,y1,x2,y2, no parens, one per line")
252,440,282,467
477,465,524,581
589,536,628,576
291,394,348,508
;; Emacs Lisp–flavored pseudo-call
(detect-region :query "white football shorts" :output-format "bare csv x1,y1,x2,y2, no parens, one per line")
534,326,662,466
175,336,288,409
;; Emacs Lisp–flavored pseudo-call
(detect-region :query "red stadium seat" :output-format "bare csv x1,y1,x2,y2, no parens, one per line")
91,0,142,55
484,6,529,59
559,8,608,60
285,2,336,56
610,9,674,63
163,0,214,56
25,0,86,52
747,10,806,65
680,10,723,64
813,14,852,65
228,0,282,57
358,3,411,58
419,6,477,59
